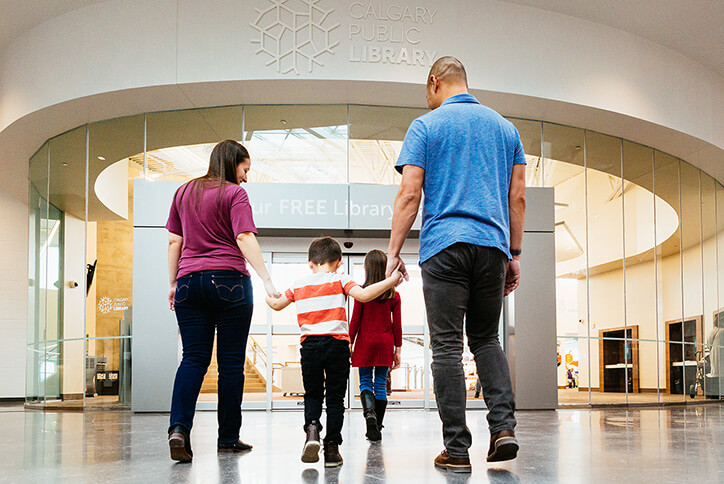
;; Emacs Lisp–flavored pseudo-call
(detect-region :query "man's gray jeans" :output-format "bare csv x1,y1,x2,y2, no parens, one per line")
421,242,516,458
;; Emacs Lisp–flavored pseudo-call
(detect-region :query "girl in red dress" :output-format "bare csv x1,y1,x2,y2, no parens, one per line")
350,250,402,443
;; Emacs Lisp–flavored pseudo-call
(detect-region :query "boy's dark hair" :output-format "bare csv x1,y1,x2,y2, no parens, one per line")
308,236,342,265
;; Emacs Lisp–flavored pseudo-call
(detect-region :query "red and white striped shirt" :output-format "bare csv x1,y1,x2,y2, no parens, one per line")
284,272,359,342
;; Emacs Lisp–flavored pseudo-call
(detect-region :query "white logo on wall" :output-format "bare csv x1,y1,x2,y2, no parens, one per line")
251,0,340,75
98,296,129,314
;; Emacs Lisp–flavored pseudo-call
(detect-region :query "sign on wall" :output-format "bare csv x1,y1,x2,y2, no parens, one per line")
133,181,421,231
249,0,439,75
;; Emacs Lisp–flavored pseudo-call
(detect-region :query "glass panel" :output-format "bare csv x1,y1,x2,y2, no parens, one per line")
508,119,542,187
544,124,588,406
557,337,586,405
586,131,625,404
680,162,703,403
654,151,684,401
146,106,244,182
45,126,86,405
622,141,657,403
271,334,304,404
348,105,427,185
86,116,143,408
244,105,348,184
701,173,718,400
27,143,49,405
716,183,724,399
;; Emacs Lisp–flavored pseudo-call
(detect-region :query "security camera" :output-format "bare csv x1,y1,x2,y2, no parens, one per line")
343,241,354,249
67,281,79,288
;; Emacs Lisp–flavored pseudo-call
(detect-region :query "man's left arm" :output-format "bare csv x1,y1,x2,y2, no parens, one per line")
505,163,526,296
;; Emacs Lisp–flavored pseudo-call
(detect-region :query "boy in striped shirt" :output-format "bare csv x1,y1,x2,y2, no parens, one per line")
266,237,401,467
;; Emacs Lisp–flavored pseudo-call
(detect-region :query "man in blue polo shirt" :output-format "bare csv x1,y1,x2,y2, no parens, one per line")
386,57,527,472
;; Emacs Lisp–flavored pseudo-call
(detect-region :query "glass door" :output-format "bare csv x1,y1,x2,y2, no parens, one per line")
347,255,427,410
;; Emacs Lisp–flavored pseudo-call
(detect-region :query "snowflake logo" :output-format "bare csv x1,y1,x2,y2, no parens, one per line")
98,297,113,314
250,0,340,75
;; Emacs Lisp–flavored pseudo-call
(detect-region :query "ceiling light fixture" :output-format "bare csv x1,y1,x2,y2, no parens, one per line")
97,156,106,161
62,162,68,167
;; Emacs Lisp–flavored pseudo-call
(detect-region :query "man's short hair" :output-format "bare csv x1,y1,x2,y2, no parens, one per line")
308,236,343,265
428,56,467,86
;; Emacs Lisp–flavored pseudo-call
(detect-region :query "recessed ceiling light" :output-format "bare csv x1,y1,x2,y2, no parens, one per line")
62,162,68,167
97,156,106,161
280,120,287,125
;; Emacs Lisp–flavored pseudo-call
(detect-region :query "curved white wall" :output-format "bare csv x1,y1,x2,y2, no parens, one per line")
1,0,723,159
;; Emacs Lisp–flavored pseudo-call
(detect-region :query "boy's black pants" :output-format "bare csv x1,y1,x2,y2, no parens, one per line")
300,335,350,444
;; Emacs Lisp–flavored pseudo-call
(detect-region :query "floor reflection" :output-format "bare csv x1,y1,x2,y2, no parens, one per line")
2,404,724,482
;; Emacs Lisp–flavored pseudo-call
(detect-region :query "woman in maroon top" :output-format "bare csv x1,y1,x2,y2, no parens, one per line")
350,250,402,443
166,140,279,462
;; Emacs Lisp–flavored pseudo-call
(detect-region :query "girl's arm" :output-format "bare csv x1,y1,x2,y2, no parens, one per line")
348,266,401,303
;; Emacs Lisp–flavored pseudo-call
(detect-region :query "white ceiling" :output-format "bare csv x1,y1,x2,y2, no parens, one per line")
500,0,724,76
1,1,722,76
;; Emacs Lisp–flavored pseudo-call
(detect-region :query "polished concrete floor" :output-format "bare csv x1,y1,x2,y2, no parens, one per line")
1,403,723,483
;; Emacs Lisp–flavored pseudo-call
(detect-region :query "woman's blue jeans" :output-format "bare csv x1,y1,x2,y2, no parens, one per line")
359,366,389,401
169,271,253,445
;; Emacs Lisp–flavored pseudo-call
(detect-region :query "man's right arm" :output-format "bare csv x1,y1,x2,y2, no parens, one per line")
506,163,526,296
386,165,424,280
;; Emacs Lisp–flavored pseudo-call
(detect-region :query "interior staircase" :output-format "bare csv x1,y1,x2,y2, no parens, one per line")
200,338,270,394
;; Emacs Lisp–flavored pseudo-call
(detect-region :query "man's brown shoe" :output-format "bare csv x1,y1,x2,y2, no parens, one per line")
487,429,519,462
434,450,472,473
218,440,253,453
323,440,343,467
301,421,321,463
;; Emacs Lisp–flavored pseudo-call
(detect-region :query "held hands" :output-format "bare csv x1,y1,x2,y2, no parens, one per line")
264,278,281,299
504,258,521,297
386,255,408,285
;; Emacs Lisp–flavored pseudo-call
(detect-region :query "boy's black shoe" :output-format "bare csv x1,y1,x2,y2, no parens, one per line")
360,390,381,442
218,440,253,453
168,425,193,463
302,421,321,463
323,440,343,467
